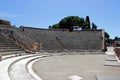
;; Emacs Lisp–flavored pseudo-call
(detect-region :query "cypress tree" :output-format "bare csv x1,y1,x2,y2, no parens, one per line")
86,16,91,29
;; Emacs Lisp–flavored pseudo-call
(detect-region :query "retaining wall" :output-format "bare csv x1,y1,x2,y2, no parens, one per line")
22,27,105,51
0,25,105,52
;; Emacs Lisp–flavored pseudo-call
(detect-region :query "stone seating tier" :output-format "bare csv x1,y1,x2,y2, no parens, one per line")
0,32,25,57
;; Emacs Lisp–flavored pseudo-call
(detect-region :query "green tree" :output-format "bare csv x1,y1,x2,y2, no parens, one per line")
92,22,97,30
106,38,114,45
114,36,118,40
86,16,91,29
50,23,59,29
82,20,88,30
49,25,52,29
59,16,84,30
105,32,110,40
50,16,97,30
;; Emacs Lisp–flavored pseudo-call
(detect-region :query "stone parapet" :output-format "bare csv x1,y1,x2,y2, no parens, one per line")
114,47,120,60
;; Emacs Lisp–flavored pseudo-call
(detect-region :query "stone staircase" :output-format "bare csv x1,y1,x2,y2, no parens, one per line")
0,36,25,56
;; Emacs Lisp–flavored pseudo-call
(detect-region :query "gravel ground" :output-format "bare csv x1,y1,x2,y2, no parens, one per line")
32,54,120,80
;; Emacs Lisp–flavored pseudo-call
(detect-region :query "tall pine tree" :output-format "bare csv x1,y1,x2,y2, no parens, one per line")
86,16,91,29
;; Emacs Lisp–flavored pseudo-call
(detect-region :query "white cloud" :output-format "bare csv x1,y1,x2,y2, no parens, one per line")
0,12,23,18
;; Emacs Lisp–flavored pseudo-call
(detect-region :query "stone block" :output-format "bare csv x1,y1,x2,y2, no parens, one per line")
106,55,117,61
96,75,120,80
104,60,120,67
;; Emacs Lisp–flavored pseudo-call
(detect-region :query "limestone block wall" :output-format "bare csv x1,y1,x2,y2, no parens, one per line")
22,27,104,51
0,25,104,51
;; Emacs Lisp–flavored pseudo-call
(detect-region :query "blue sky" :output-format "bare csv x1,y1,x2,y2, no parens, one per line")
0,0,120,39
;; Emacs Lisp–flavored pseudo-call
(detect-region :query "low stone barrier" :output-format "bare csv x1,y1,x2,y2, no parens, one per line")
114,47,120,60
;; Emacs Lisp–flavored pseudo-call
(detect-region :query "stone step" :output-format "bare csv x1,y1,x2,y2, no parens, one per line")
0,51,25,56
0,49,23,52
0,46,21,49
0,39,14,43
9,55,42,80
96,74,120,80
0,44,19,47
106,55,117,61
0,29,25,57
0,38,14,43
104,60,120,67
0,54,35,80
0,42,16,45
0,41,14,44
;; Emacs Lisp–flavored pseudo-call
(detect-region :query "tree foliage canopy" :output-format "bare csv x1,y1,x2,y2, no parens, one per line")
82,20,88,29
50,23,59,29
59,16,84,29
50,16,85,30
50,16,96,30
105,32,110,40
92,23,97,30
86,16,91,29
49,15,112,40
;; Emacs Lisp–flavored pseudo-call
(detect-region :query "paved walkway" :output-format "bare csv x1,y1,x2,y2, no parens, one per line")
104,47,120,66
